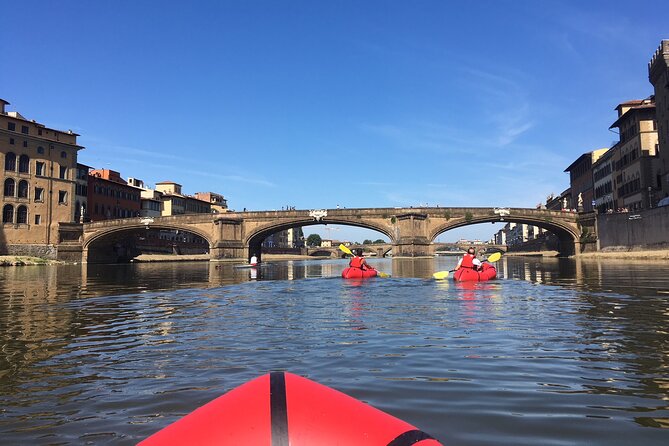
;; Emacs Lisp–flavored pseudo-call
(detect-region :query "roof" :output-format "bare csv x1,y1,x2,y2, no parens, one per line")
609,103,656,129
564,149,608,172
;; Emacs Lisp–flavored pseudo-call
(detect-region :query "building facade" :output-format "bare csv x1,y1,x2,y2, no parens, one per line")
592,147,617,213
155,181,211,216
87,169,141,221
1,99,83,255
194,192,228,213
127,177,162,218
564,148,608,213
75,163,90,222
609,98,659,211
648,40,669,200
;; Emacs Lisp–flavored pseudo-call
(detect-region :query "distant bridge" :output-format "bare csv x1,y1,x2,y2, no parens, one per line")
308,242,507,258
56,206,582,263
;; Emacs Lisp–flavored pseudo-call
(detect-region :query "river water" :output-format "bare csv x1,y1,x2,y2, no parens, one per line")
1,256,668,445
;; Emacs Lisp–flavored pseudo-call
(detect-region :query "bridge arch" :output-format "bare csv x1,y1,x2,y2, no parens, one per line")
83,223,214,263
244,218,396,261
429,215,580,256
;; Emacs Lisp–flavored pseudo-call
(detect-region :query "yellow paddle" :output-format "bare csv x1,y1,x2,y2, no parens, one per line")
432,252,502,280
338,244,390,278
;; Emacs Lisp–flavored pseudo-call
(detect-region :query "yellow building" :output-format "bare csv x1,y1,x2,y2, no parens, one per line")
609,97,659,211
155,181,211,216
1,99,83,257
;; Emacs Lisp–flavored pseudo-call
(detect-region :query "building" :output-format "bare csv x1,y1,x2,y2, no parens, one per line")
127,177,162,218
1,99,83,255
155,181,211,216
564,148,609,212
75,163,90,222
609,97,659,211
194,192,228,213
592,148,616,213
87,169,141,221
648,40,669,201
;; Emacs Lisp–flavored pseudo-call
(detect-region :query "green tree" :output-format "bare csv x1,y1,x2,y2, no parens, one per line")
306,234,322,247
363,239,373,244
373,239,385,244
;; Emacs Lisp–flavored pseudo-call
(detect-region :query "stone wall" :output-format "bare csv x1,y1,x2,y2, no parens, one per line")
1,244,58,259
596,206,669,250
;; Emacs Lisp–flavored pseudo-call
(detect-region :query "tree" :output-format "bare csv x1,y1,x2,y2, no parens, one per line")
363,239,373,244
373,239,385,244
306,234,322,247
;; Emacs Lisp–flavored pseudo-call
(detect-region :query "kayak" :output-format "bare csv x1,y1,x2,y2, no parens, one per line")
453,262,497,282
342,267,378,279
139,372,442,446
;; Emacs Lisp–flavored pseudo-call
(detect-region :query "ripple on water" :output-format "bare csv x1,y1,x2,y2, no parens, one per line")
1,259,669,444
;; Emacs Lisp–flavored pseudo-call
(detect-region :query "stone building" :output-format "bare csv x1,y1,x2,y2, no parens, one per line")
1,99,83,256
608,97,660,211
648,40,669,200
564,148,609,213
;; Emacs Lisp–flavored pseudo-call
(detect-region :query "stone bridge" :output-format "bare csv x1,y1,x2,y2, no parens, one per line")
57,207,583,263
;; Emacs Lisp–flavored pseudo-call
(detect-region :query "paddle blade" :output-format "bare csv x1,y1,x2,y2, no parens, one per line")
487,252,502,263
339,244,353,256
433,271,450,280
377,272,391,278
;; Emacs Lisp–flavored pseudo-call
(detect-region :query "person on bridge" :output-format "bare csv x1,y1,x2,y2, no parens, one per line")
456,247,482,272
349,249,374,271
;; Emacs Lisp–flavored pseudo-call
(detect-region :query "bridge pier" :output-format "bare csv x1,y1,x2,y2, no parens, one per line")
393,238,433,258
210,241,246,261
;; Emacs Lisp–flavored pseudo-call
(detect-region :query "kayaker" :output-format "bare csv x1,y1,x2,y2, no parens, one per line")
456,247,482,271
250,254,258,266
349,249,373,271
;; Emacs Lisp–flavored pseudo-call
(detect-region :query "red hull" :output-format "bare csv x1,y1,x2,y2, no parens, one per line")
140,372,442,446
342,267,378,279
453,263,497,282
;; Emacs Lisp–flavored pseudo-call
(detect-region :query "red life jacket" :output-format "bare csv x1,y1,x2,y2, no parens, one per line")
349,256,364,269
460,253,475,269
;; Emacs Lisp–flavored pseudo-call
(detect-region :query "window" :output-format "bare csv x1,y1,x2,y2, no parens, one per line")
60,151,67,159
59,166,67,179
2,204,13,223
7,122,15,131
35,214,41,225
18,180,28,198
18,155,29,173
38,128,42,136
23,140,27,148
35,161,45,176
58,190,67,204
9,138,14,145
21,125,29,134
35,187,44,202
16,206,27,224
37,146,44,154
4,178,15,197
4,152,16,171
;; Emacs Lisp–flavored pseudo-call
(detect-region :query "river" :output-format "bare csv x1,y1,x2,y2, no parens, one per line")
1,256,668,445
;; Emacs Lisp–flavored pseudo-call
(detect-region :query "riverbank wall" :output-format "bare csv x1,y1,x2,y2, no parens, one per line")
596,206,669,251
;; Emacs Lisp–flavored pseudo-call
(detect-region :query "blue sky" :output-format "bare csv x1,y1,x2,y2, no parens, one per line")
2,1,667,242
